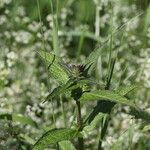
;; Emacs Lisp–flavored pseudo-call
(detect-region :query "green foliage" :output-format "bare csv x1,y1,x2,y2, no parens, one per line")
83,113,107,131
0,114,37,127
80,90,136,107
1,0,150,149
59,141,76,150
115,84,138,96
38,50,69,85
33,128,81,150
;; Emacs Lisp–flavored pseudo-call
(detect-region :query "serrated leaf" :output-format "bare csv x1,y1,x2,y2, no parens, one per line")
33,128,81,150
38,50,69,85
0,113,37,127
44,79,74,102
80,90,136,107
85,84,138,124
44,78,90,102
115,84,138,96
142,125,150,132
59,141,76,150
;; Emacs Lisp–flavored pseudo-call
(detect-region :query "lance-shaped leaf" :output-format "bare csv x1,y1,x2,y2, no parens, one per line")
83,113,107,132
85,84,138,124
116,85,150,123
80,90,136,107
115,84,138,96
59,141,76,150
0,113,37,127
84,45,104,73
38,50,69,85
44,78,91,102
33,128,81,150
84,40,108,73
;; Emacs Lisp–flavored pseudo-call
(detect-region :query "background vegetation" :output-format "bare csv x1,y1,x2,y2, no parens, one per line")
0,0,150,149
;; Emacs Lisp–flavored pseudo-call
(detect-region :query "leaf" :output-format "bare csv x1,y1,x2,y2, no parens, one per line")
85,84,138,124
84,44,105,73
44,79,74,102
115,84,138,96
38,50,69,85
80,90,136,107
0,113,37,127
33,128,81,150
19,133,35,145
83,113,107,132
129,108,150,123
59,141,76,150
44,78,91,102
142,125,150,132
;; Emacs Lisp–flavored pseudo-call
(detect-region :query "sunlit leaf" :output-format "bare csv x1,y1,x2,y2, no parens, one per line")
115,84,138,96
33,128,81,150
59,141,76,150
83,113,107,131
38,50,69,85
80,90,136,107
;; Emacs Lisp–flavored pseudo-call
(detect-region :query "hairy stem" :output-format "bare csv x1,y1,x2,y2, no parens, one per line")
76,100,84,150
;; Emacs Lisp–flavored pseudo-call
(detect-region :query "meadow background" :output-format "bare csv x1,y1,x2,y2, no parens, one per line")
0,0,150,149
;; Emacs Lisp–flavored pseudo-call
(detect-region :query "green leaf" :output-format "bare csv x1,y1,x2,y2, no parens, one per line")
129,108,150,123
84,45,104,73
80,90,136,107
33,128,81,150
44,78,90,102
115,84,138,96
84,113,107,131
115,85,150,123
38,50,69,85
59,141,76,150
85,84,138,124
44,79,73,102
0,113,37,127
19,133,35,145
142,125,150,132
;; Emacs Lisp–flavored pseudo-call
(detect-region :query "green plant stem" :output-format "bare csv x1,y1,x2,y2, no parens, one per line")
98,117,109,150
98,58,116,150
76,100,84,150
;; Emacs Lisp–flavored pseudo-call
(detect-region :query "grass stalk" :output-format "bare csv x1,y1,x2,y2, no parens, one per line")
95,3,100,37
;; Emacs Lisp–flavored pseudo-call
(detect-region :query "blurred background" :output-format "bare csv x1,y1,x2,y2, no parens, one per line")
0,0,150,149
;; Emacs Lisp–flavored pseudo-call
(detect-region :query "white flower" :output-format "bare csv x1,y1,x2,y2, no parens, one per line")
13,30,32,44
